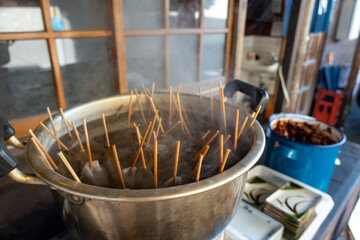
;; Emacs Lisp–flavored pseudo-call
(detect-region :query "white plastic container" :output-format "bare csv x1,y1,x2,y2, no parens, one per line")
225,201,284,240
224,165,334,240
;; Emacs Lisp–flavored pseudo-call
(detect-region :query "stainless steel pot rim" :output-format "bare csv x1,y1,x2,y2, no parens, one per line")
26,93,265,202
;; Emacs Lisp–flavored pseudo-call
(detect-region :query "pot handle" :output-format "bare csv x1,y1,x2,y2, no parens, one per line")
0,116,18,176
0,116,45,185
224,79,269,113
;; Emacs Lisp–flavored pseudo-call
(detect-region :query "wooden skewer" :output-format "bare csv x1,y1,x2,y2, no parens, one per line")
130,121,152,172
141,84,156,115
46,107,61,150
130,99,139,115
209,134,231,157
65,118,74,131
112,144,126,189
145,110,159,146
192,130,219,162
219,149,231,173
238,116,249,138
224,134,231,144
149,97,165,133
176,83,183,128
209,134,231,158
176,91,184,133
155,117,162,139
29,130,58,170
153,138,158,189
151,82,155,98
181,104,191,126
112,104,124,122
140,84,152,114
134,89,147,122
210,89,214,123
202,144,211,156
147,85,153,115
153,131,157,141
219,87,227,135
132,122,146,169
58,152,81,183
177,82,182,94
173,141,180,185
71,121,85,153
40,122,70,151
171,95,181,119
172,94,190,136
234,109,239,152
201,130,211,141
195,154,204,182
189,145,210,179
128,90,133,128
163,120,181,136
59,108,72,139
169,86,173,122
249,106,262,128
30,137,54,170
101,114,110,149
82,119,93,172
220,134,224,164
141,84,151,99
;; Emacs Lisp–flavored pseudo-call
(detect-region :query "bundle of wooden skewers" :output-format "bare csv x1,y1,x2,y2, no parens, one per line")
29,82,262,190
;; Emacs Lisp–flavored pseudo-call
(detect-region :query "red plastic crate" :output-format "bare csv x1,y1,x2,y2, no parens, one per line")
312,89,343,126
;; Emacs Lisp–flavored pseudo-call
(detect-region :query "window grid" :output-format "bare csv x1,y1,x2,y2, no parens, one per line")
0,0,240,137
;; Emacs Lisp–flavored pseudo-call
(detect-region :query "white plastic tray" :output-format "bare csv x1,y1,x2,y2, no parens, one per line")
224,165,334,240
248,165,334,240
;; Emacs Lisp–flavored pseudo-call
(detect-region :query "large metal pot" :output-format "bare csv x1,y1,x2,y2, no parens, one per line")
0,80,268,240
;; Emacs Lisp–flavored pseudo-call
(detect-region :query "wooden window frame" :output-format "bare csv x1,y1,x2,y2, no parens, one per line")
0,0,126,137
122,0,236,90
0,0,241,137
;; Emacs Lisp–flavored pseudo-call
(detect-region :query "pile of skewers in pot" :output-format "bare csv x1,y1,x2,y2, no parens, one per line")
29,82,262,190
273,119,339,145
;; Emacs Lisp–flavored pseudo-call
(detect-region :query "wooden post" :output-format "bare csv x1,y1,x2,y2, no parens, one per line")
274,0,301,113
40,0,67,109
337,36,360,127
224,0,235,82
302,33,327,115
284,0,315,113
197,0,204,83
233,0,248,80
112,0,128,93
164,0,170,89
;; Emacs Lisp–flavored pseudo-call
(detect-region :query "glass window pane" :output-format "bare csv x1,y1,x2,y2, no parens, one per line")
125,36,165,90
0,1,44,32
57,38,116,107
204,0,228,29
50,0,111,31
169,35,198,86
202,34,225,80
123,0,163,30
170,0,200,28
0,40,57,120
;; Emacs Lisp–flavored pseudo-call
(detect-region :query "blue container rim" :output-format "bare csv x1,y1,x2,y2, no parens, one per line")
269,116,347,148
